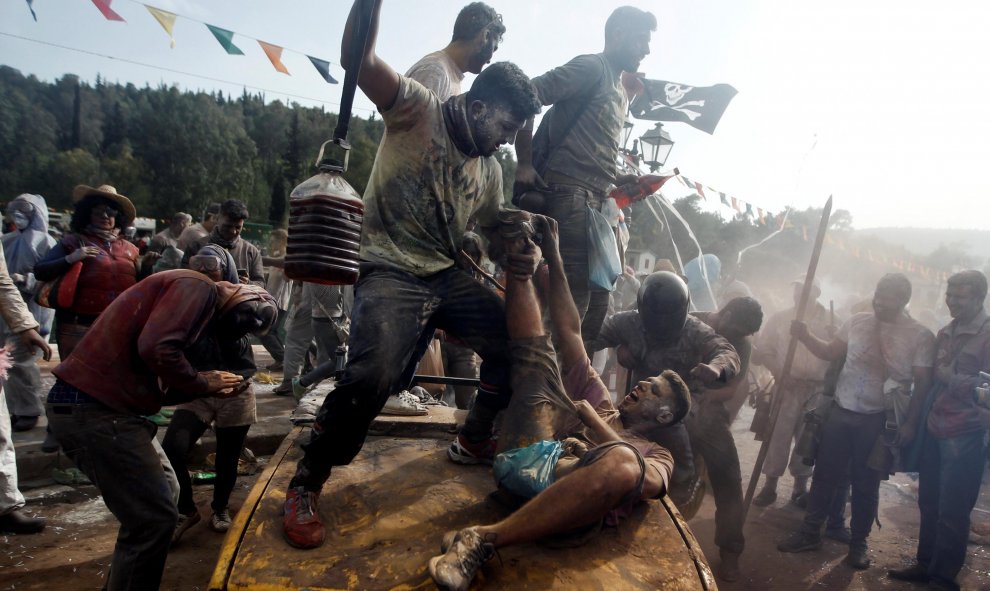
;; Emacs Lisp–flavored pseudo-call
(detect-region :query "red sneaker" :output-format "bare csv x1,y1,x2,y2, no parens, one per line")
283,486,325,549
447,433,496,465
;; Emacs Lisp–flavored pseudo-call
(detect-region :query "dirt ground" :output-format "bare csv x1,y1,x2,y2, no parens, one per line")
3,404,990,590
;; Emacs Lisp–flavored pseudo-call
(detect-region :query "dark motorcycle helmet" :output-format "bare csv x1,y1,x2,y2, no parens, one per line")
637,271,690,343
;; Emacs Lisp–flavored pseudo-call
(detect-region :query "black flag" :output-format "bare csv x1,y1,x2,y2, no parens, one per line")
628,77,737,134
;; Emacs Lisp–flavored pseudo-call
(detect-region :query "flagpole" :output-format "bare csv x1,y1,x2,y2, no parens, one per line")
742,196,833,522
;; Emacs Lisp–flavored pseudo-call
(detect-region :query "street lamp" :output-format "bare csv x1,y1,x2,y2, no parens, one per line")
639,122,674,172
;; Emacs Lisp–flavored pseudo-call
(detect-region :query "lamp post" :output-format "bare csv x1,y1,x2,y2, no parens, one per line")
639,122,674,172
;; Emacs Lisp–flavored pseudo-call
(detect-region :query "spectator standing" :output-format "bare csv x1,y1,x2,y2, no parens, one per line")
34,185,156,359
779,274,935,570
752,278,836,506
1,194,56,431
147,212,192,254
889,270,990,591
176,203,220,252
0,239,52,534
165,249,270,541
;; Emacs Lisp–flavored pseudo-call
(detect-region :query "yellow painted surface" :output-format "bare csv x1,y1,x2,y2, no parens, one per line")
212,428,715,590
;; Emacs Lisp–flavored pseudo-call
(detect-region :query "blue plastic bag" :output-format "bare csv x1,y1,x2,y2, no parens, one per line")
586,206,621,291
493,439,564,499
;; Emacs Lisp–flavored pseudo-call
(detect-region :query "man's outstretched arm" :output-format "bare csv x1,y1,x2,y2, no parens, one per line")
341,0,399,111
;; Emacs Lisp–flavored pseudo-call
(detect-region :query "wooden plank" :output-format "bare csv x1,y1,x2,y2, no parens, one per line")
216,429,712,590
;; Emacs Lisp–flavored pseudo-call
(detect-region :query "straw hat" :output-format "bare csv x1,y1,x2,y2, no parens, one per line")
71,184,136,225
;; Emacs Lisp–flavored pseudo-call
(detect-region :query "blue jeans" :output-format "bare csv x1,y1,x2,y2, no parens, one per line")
46,382,178,591
291,262,509,490
917,429,987,589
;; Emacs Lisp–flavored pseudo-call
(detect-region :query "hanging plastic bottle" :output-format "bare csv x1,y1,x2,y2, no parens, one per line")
284,0,374,285
284,144,364,285
608,167,680,209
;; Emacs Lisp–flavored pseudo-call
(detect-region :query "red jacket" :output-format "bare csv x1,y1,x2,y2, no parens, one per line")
53,270,227,415
71,234,140,316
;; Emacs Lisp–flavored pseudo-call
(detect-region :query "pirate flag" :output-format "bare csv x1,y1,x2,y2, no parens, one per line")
626,75,737,134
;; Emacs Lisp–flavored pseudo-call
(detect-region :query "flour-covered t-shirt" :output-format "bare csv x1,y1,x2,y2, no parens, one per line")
405,50,465,101
360,76,503,277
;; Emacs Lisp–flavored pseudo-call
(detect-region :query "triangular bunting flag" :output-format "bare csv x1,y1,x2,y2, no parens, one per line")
25,0,37,21
745,203,753,216
206,24,244,55
757,207,766,225
731,197,740,212
258,41,290,75
720,193,729,207
145,5,177,48
91,0,125,21
307,56,338,84
694,182,705,199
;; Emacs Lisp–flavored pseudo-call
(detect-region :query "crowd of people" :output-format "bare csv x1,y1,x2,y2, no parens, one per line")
0,2,988,591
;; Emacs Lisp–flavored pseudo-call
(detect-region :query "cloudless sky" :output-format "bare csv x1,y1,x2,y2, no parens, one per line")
2,0,988,229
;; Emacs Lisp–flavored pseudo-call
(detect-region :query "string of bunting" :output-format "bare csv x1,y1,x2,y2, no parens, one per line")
49,0,340,83
674,172,782,229
672,172,949,283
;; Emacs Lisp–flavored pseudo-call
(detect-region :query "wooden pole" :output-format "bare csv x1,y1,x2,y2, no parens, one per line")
742,196,833,522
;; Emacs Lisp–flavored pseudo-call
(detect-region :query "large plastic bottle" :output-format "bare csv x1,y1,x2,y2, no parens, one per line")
284,161,364,285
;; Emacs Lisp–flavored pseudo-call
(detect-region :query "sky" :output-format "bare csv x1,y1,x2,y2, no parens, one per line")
2,0,988,230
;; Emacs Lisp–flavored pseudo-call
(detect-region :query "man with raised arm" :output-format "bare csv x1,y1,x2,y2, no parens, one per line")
406,2,505,101
281,0,542,550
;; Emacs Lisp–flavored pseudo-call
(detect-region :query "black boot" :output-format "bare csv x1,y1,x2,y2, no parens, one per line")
0,509,46,534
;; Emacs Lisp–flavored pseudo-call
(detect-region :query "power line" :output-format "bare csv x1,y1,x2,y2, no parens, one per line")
0,31,374,113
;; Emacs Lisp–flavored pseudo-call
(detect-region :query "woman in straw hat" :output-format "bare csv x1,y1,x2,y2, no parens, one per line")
34,185,157,359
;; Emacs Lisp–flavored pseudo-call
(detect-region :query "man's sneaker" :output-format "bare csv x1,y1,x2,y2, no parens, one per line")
283,486,325,549
844,544,871,569
380,392,428,416
447,433,496,465
210,508,232,533
273,383,293,396
291,376,314,401
887,563,930,583
172,510,201,544
777,530,822,553
824,525,852,544
428,528,495,591
753,486,778,507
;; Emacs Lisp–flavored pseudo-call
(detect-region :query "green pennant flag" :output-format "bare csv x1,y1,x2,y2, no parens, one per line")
206,24,244,55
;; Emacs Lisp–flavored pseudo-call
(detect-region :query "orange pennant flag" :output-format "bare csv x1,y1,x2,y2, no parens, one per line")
258,40,290,75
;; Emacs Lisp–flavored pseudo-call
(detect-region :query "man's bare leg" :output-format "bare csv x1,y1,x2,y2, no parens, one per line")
495,212,562,452
429,445,645,590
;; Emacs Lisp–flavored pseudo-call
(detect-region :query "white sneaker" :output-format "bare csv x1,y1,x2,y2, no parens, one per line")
429,528,495,591
209,508,232,532
380,391,428,416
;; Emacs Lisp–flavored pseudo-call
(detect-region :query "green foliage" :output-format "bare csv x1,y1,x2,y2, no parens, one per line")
0,66,385,225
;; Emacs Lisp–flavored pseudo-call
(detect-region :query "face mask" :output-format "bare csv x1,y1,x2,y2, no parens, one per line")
12,212,29,231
